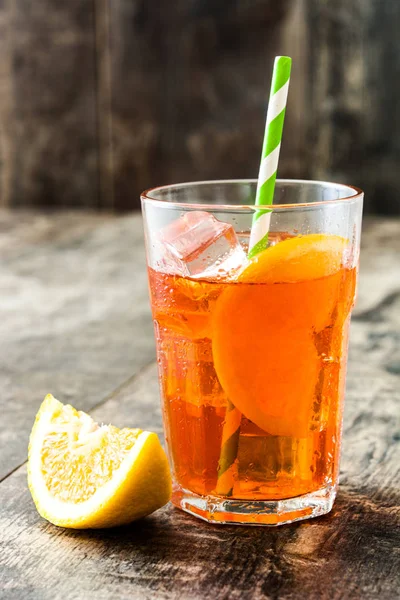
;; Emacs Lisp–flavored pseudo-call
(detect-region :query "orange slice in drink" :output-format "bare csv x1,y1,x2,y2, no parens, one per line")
240,234,348,284
212,234,349,437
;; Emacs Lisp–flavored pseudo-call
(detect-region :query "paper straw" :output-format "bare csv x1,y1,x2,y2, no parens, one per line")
215,57,292,497
215,400,242,496
249,56,292,257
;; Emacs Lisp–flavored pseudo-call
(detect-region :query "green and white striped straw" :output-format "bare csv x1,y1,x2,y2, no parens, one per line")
248,56,292,258
215,56,292,498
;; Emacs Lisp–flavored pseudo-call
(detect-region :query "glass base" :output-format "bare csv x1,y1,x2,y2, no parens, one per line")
172,483,337,526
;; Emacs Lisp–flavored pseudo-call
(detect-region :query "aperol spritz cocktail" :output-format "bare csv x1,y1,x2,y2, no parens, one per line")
142,180,363,525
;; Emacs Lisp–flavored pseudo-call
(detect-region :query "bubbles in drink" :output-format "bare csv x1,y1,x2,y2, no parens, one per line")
148,230,356,501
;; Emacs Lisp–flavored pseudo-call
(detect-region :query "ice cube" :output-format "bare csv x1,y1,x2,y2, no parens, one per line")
156,211,247,279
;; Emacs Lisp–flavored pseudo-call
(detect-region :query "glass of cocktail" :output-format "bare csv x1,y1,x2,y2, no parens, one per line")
141,179,363,526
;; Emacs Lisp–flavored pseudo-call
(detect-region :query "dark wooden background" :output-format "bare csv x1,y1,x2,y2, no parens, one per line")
0,0,399,213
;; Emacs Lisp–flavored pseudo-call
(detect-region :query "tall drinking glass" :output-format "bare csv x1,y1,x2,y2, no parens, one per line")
141,180,363,526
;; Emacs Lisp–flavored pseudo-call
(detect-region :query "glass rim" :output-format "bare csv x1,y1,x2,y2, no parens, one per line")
141,179,364,212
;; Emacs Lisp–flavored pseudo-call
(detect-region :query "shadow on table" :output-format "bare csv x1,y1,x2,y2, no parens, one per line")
47,486,399,598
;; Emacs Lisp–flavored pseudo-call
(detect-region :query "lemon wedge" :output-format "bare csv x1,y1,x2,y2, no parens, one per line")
28,394,171,528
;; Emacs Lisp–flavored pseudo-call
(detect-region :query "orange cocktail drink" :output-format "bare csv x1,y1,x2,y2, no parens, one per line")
142,180,363,525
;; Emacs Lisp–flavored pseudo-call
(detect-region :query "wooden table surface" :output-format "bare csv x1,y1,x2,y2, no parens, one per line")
1,211,399,600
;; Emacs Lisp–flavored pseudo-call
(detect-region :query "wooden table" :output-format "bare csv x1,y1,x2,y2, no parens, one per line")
1,211,399,599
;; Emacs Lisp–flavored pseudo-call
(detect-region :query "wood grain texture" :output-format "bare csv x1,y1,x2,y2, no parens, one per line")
0,360,399,599
2,0,400,214
0,1,99,208
307,0,400,214
107,0,307,210
0,213,399,599
0,0,14,208
0,0,308,211
0,211,155,479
